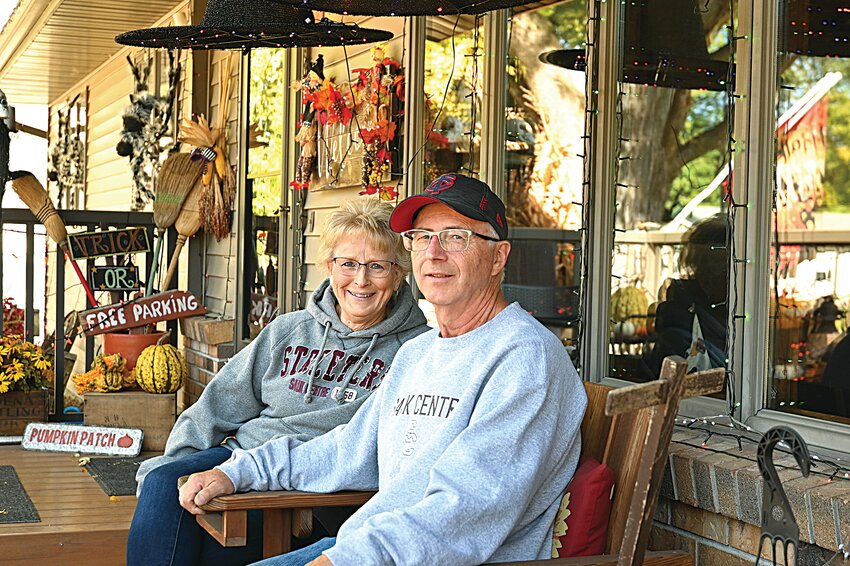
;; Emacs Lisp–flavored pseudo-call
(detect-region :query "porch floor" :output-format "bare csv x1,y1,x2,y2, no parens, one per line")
0,444,143,565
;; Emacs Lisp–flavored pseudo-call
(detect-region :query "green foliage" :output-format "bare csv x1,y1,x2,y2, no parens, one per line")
424,29,482,122
247,50,286,182
667,91,728,219
536,0,588,49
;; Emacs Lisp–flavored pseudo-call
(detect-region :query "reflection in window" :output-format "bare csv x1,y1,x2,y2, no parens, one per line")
242,49,286,341
770,1,850,423
607,0,733,385
423,16,484,182
504,1,587,362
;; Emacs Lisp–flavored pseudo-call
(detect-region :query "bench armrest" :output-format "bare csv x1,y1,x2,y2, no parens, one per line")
200,489,376,512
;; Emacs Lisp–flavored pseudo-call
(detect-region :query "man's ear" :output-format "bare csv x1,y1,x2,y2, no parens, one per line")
491,241,511,277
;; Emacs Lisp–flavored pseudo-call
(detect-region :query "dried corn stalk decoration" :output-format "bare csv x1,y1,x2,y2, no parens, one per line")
177,52,236,241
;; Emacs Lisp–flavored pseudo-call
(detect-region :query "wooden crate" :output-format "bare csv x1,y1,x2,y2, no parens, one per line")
0,390,48,436
84,391,176,451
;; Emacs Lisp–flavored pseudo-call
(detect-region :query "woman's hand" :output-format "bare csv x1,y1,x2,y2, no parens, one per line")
178,469,235,515
306,555,333,566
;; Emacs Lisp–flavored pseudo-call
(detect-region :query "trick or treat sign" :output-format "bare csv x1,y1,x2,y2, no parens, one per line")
22,423,143,456
81,290,206,336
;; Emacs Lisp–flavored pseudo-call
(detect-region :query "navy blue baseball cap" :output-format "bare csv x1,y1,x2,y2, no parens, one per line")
390,173,508,240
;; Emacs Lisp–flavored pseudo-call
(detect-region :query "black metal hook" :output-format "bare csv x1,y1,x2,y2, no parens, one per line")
756,425,810,566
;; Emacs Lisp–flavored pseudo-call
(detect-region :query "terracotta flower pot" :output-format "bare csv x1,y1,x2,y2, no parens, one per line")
103,331,167,371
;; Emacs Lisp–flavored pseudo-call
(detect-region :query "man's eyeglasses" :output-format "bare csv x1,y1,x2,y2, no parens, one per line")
331,257,396,278
401,229,501,252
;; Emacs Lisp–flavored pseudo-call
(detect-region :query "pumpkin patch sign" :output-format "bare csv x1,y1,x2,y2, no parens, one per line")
22,422,143,456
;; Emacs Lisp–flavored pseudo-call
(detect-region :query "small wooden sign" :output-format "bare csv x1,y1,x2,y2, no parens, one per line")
68,227,150,260
81,290,206,336
0,390,48,436
22,422,143,456
90,265,141,292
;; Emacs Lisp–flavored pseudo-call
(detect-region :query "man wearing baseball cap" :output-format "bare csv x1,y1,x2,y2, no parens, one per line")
179,173,586,566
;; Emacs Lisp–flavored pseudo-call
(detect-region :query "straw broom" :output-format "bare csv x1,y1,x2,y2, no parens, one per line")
145,152,202,295
9,171,98,306
160,177,203,291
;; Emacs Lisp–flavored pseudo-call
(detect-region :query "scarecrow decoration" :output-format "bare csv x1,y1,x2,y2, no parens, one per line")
289,55,327,192
115,50,181,210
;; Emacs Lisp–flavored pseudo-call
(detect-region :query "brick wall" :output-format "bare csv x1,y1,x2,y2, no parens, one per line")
179,316,234,410
648,428,847,565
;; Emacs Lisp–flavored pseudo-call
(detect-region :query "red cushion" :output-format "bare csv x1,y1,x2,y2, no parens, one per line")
551,456,615,558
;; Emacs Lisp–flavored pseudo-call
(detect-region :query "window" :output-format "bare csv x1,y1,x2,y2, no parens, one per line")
240,49,287,341
503,1,588,363
768,0,850,422
607,0,733,389
423,16,485,182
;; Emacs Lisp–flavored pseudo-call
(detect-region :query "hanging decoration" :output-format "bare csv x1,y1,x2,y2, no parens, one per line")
114,0,393,51
292,47,404,201
116,51,181,210
48,92,86,207
351,46,404,201
177,53,236,241
290,55,331,191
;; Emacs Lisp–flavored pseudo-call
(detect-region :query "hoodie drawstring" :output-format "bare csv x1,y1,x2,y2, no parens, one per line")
304,321,332,403
332,333,379,404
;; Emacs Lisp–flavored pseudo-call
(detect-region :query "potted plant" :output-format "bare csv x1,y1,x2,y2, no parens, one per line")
0,334,52,435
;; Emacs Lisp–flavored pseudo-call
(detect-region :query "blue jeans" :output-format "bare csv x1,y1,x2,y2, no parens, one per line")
127,446,264,566
249,537,336,566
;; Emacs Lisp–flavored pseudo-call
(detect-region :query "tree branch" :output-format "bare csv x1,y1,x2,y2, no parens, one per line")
679,118,729,165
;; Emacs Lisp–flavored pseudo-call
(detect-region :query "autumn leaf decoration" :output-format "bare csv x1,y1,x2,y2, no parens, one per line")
290,47,404,201
351,46,404,201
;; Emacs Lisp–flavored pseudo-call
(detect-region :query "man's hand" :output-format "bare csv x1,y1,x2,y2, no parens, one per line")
305,555,333,566
178,469,235,515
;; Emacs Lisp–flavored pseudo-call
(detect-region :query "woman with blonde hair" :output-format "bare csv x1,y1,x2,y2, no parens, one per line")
128,198,428,566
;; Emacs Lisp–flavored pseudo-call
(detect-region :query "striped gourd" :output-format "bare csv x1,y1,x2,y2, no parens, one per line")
136,339,186,394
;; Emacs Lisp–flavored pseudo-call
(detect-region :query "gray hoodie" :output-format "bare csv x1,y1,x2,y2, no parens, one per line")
136,279,428,488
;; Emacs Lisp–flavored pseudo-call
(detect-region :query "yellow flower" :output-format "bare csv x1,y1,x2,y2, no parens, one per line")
0,336,51,395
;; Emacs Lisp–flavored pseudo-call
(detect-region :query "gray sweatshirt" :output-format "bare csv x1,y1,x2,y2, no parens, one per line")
136,279,428,488
219,303,586,565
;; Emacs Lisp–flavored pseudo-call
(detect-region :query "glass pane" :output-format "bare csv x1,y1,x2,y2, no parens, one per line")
769,0,850,422
504,1,587,364
423,16,484,182
242,50,285,341
608,0,733,386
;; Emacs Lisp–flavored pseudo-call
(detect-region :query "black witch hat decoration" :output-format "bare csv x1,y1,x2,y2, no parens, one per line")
539,50,731,92
540,0,732,91
115,0,393,50
267,0,540,17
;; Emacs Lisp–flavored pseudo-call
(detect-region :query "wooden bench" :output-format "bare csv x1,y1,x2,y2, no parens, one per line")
182,355,724,565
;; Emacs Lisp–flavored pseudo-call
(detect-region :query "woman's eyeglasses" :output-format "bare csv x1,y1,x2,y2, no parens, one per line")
331,258,396,278
401,229,500,252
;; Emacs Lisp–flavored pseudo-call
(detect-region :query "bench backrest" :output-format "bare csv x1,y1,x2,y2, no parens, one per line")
581,357,725,565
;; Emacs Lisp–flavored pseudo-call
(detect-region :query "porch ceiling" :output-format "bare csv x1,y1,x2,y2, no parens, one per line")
0,0,179,106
